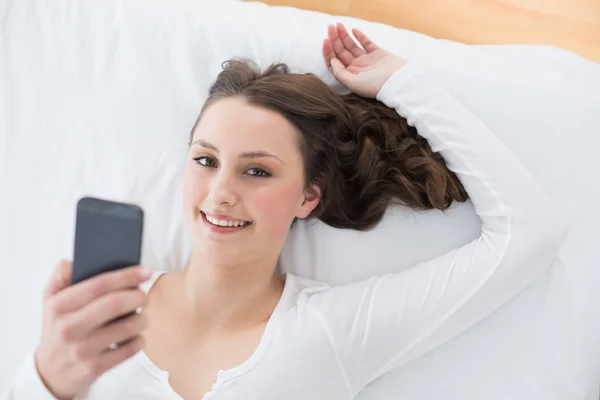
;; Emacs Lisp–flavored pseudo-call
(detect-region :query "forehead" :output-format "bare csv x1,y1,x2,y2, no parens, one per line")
192,97,300,153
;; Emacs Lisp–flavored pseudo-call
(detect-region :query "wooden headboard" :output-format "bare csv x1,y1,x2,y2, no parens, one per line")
249,0,600,64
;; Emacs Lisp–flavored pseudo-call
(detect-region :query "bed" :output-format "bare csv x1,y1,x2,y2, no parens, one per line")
1,0,599,399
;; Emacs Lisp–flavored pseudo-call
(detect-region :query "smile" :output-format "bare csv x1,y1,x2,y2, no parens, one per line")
200,211,252,229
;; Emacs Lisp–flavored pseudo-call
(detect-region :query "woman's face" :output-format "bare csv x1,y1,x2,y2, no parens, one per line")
183,97,320,266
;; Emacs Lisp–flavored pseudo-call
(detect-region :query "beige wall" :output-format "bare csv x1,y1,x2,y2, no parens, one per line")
249,0,600,64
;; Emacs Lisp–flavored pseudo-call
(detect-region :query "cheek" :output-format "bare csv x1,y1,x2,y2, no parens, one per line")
253,183,303,239
182,167,205,214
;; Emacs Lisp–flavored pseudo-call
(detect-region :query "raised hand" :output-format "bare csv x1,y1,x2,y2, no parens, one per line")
322,22,408,98
34,260,151,399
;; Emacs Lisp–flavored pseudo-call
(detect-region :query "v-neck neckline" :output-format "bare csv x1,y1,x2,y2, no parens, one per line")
136,270,294,399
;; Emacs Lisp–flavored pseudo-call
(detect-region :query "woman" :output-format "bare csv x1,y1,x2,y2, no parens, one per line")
5,23,568,400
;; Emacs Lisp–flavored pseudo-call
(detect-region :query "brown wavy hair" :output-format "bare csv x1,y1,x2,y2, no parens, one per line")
190,59,468,231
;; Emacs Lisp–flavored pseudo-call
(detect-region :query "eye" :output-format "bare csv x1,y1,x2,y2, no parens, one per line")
193,156,217,167
246,168,271,178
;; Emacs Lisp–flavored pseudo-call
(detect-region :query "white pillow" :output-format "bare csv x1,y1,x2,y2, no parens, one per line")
1,0,599,398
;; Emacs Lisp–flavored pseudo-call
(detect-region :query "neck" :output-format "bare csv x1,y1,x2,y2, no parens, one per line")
174,247,285,332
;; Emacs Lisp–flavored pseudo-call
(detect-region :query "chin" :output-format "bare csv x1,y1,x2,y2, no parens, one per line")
193,236,245,264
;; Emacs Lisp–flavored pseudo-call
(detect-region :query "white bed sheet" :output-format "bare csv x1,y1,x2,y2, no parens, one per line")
1,0,599,398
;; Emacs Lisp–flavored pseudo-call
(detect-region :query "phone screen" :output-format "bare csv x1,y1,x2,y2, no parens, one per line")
72,197,144,285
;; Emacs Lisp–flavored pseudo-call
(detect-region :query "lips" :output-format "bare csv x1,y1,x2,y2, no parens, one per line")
199,211,252,230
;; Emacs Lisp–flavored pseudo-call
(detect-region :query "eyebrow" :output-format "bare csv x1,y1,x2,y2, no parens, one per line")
191,139,285,164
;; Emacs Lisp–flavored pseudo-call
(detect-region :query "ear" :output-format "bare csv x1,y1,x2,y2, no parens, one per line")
296,182,322,219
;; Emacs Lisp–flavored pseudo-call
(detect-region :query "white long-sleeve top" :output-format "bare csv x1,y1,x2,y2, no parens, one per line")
2,62,568,400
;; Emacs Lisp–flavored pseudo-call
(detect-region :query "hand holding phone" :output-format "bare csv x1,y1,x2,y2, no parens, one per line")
35,261,151,399
34,197,150,399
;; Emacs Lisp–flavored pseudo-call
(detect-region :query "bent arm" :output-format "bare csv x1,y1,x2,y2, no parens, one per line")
307,62,569,396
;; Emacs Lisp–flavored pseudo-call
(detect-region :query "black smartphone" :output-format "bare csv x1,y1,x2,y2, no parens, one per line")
72,196,144,285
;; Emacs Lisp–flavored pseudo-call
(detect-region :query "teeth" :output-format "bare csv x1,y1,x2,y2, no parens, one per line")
203,213,249,228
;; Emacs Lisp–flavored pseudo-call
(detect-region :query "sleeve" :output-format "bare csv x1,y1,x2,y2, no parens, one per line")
0,350,59,400
306,62,569,397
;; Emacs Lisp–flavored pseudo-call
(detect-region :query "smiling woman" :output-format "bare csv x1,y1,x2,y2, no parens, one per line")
6,22,568,400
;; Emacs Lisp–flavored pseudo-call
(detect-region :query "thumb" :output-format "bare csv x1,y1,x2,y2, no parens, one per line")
44,259,73,299
330,57,353,84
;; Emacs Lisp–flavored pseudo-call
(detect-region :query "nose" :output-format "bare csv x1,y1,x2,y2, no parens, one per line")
208,169,239,207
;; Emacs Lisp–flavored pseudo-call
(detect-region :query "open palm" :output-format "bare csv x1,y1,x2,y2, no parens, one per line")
322,23,407,98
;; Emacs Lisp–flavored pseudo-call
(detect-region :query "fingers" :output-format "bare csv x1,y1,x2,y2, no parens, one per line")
89,336,145,380
324,22,377,71
44,260,73,300
80,313,148,357
327,24,355,66
329,57,353,84
336,23,365,58
351,28,379,53
61,289,148,340
50,266,151,315
322,38,335,69
324,41,348,81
